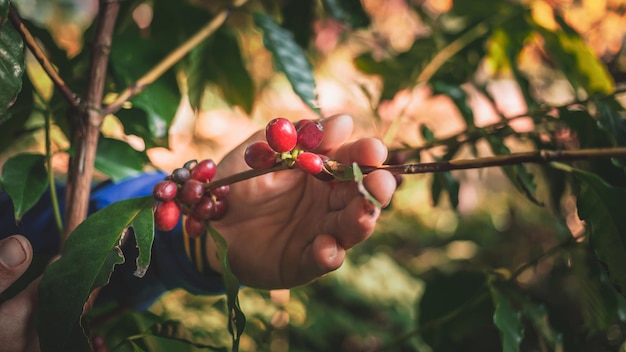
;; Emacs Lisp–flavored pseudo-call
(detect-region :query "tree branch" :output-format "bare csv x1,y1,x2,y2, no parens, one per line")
64,0,120,237
8,6,80,107
355,147,626,175
103,8,231,116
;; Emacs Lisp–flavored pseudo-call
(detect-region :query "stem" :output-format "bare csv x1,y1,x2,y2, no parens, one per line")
64,0,120,237
103,9,231,116
8,6,80,107
39,91,64,237
354,147,626,175
204,164,289,191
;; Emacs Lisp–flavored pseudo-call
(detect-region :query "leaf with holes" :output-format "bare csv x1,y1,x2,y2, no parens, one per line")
37,196,154,352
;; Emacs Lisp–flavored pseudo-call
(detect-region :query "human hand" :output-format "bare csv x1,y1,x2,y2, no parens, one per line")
210,114,397,289
0,235,39,352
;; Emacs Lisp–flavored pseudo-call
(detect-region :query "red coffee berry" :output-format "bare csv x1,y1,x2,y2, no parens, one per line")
266,117,297,152
313,154,334,181
295,152,323,175
191,159,216,182
171,167,191,184
152,180,178,201
245,141,278,169
154,200,181,231
296,120,324,151
191,195,215,220
185,215,206,238
211,185,230,198
179,179,205,205
211,198,228,221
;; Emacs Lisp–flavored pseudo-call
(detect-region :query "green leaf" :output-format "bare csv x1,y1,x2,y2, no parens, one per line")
322,0,371,28
147,320,228,351
0,153,47,221
0,16,25,116
420,124,435,143
572,169,626,295
522,300,562,349
490,288,524,352
207,226,246,352
186,27,254,113
37,196,154,352
110,34,180,143
595,98,626,148
281,0,316,48
537,26,614,95
116,107,166,149
254,12,319,115
352,162,382,208
95,137,150,183
432,81,475,127
0,0,8,26
485,134,541,205
417,270,492,350
354,38,435,100
431,171,460,209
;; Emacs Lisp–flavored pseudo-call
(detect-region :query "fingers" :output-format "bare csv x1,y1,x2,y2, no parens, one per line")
0,235,32,293
286,234,345,287
333,137,388,166
0,277,40,352
316,114,354,154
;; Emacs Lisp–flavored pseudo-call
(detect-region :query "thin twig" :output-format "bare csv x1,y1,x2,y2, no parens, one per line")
353,147,626,175
199,147,626,192
204,164,289,191
103,9,231,115
8,5,80,107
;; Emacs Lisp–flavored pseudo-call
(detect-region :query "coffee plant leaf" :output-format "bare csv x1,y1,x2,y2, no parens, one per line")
254,12,319,115
110,34,179,143
0,0,7,26
572,169,626,296
537,26,613,95
417,270,493,350
0,153,47,221
281,0,315,49
186,27,254,113
522,300,563,349
485,134,542,205
207,226,246,352
490,287,524,352
352,162,382,208
116,107,166,149
0,17,24,117
322,0,371,28
146,320,228,351
37,196,155,352
95,137,150,183
431,171,460,209
432,81,475,127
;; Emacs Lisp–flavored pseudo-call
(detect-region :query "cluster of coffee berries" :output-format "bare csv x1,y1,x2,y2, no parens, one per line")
152,159,229,238
244,117,327,175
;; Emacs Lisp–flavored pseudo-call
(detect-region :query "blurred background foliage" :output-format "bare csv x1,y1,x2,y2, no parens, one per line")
3,0,626,350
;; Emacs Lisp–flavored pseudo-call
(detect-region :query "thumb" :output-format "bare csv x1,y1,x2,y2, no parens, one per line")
0,235,32,294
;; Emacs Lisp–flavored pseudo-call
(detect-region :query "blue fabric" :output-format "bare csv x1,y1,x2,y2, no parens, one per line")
0,172,224,309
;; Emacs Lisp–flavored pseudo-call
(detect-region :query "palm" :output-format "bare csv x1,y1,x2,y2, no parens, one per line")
212,115,396,289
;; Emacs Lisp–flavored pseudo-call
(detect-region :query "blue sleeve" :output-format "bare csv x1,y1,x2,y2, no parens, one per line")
0,172,224,309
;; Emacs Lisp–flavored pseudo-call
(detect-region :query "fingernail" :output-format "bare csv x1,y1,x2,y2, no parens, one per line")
0,237,27,268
